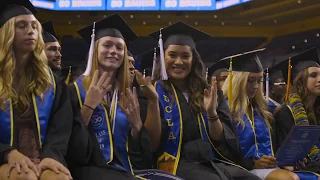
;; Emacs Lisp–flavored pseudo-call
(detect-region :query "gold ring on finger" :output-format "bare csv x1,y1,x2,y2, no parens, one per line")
140,85,146,87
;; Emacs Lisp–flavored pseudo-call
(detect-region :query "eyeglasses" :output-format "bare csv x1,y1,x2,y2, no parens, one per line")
273,82,286,85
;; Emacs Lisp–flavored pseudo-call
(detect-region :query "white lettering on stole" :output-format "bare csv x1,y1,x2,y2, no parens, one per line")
95,130,106,138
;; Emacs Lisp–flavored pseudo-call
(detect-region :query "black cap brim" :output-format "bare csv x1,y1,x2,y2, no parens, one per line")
42,21,58,43
227,49,265,73
0,0,37,27
149,21,210,49
77,13,138,45
139,47,159,72
208,59,229,77
280,47,320,83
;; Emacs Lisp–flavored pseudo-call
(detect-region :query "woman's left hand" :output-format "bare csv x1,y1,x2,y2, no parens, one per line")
204,77,218,117
120,87,143,137
38,158,72,179
135,70,158,101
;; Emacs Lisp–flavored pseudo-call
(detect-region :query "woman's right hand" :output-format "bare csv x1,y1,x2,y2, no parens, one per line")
84,70,113,109
253,155,277,169
6,150,39,178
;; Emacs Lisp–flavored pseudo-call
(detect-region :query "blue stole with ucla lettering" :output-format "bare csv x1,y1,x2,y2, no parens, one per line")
232,105,273,160
155,81,238,175
74,76,133,173
0,69,56,148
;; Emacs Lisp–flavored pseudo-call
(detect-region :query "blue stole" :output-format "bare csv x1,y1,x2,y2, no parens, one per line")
0,69,56,148
268,98,280,114
74,76,133,173
232,105,273,160
155,81,238,175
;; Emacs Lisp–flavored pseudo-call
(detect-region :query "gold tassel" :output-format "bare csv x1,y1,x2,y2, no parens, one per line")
65,66,72,85
285,58,291,101
228,57,233,108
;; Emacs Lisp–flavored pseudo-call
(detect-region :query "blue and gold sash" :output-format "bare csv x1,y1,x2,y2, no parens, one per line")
287,93,320,160
155,81,239,175
232,105,274,160
0,69,56,148
74,76,133,173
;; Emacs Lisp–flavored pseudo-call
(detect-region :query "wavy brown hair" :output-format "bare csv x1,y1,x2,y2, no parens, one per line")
153,47,209,113
83,40,131,108
290,68,320,125
0,17,51,110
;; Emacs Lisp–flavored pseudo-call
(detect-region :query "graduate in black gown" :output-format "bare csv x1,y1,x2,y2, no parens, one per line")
221,50,300,180
61,65,85,85
141,21,261,180
42,21,62,73
274,48,320,177
207,59,229,89
265,62,286,114
0,1,72,179
66,13,168,180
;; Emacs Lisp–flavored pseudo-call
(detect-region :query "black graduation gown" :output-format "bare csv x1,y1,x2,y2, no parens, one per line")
66,84,153,180
0,74,72,166
273,106,294,152
274,97,320,151
140,86,260,180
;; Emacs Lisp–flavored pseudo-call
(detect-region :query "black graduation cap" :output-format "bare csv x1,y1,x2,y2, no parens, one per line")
265,61,286,84
228,49,265,73
61,65,85,77
280,47,320,83
77,13,138,45
208,59,229,78
0,0,37,28
149,21,211,49
127,51,133,57
139,47,159,72
42,21,58,43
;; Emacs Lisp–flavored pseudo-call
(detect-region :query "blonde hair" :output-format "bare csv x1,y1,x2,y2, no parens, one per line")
83,39,131,108
222,71,273,128
0,16,51,110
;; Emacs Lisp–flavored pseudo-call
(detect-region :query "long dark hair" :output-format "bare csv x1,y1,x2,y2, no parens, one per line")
153,48,209,113
291,69,320,125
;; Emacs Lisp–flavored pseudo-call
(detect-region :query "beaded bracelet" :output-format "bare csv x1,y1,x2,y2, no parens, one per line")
207,115,219,122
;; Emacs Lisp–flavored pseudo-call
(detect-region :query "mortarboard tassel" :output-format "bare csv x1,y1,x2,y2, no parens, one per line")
285,58,292,101
65,66,72,85
206,68,208,80
83,22,96,76
151,48,157,80
265,68,269,101
143,69,146,78
158,28,168,80
228,57,233,108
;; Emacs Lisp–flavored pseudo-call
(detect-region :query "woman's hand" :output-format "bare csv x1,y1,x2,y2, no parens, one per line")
38,158,72,179
135,70,158,101
204,77,218,117
6,150,39,178
84,70,113,109
120,87,143,138
253,155,277,169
